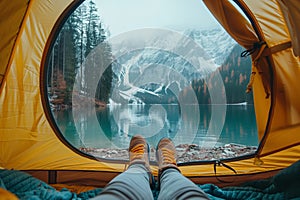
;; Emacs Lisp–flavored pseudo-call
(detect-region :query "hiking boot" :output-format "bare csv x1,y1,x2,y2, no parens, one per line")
129,135,150,168
156,138,180,180
128,135,155,188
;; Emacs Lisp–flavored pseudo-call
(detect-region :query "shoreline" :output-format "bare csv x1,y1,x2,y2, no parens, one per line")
80,143,257,163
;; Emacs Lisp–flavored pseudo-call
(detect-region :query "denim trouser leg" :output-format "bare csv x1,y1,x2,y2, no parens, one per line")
93,164,154,200
157,168,209,200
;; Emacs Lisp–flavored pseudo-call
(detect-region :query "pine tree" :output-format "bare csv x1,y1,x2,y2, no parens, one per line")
84,0,113,103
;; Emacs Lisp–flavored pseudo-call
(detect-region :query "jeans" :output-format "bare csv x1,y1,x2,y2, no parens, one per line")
93,164,209,200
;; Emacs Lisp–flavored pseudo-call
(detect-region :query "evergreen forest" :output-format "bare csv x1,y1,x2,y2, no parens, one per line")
47,0,113,109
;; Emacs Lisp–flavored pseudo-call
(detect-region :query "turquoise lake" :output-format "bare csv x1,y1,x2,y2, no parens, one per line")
53,104,258,150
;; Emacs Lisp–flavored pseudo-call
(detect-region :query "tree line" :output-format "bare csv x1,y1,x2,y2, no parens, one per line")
191,45,253,104
47,0,113,109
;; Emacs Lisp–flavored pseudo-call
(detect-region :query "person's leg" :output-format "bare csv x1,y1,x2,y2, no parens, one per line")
92,135,154,200
93,164,154,200
156,138,209,200
158,168,209,200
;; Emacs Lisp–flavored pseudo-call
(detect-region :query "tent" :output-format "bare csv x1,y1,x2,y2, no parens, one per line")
0,0,300,190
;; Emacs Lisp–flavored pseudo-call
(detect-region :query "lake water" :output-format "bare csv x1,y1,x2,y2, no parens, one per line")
53,104,258,150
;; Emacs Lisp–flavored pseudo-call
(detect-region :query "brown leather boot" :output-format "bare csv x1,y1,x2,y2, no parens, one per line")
156,137,180,187
128,135,155,188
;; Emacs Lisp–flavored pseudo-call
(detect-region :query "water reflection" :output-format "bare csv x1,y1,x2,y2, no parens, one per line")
55,104,258,150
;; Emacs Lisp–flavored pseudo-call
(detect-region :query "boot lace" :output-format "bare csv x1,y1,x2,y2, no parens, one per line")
130,143,146,161
160,147,176,165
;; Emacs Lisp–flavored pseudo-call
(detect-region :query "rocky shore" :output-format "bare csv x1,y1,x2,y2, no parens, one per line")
80,143,257,163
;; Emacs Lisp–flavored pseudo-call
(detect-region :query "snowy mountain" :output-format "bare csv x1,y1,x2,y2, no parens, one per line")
184,28,237,66
109,27,237,104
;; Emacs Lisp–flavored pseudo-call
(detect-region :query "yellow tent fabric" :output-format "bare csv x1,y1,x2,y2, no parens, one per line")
0,0,28,86
0,0,122,172
0,0,300,186
277,0,300,56
203,0,300,156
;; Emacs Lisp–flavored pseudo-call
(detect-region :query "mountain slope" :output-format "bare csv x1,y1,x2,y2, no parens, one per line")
109,27,240,104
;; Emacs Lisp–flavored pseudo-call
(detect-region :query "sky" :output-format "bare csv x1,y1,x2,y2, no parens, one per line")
94,0,220,36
